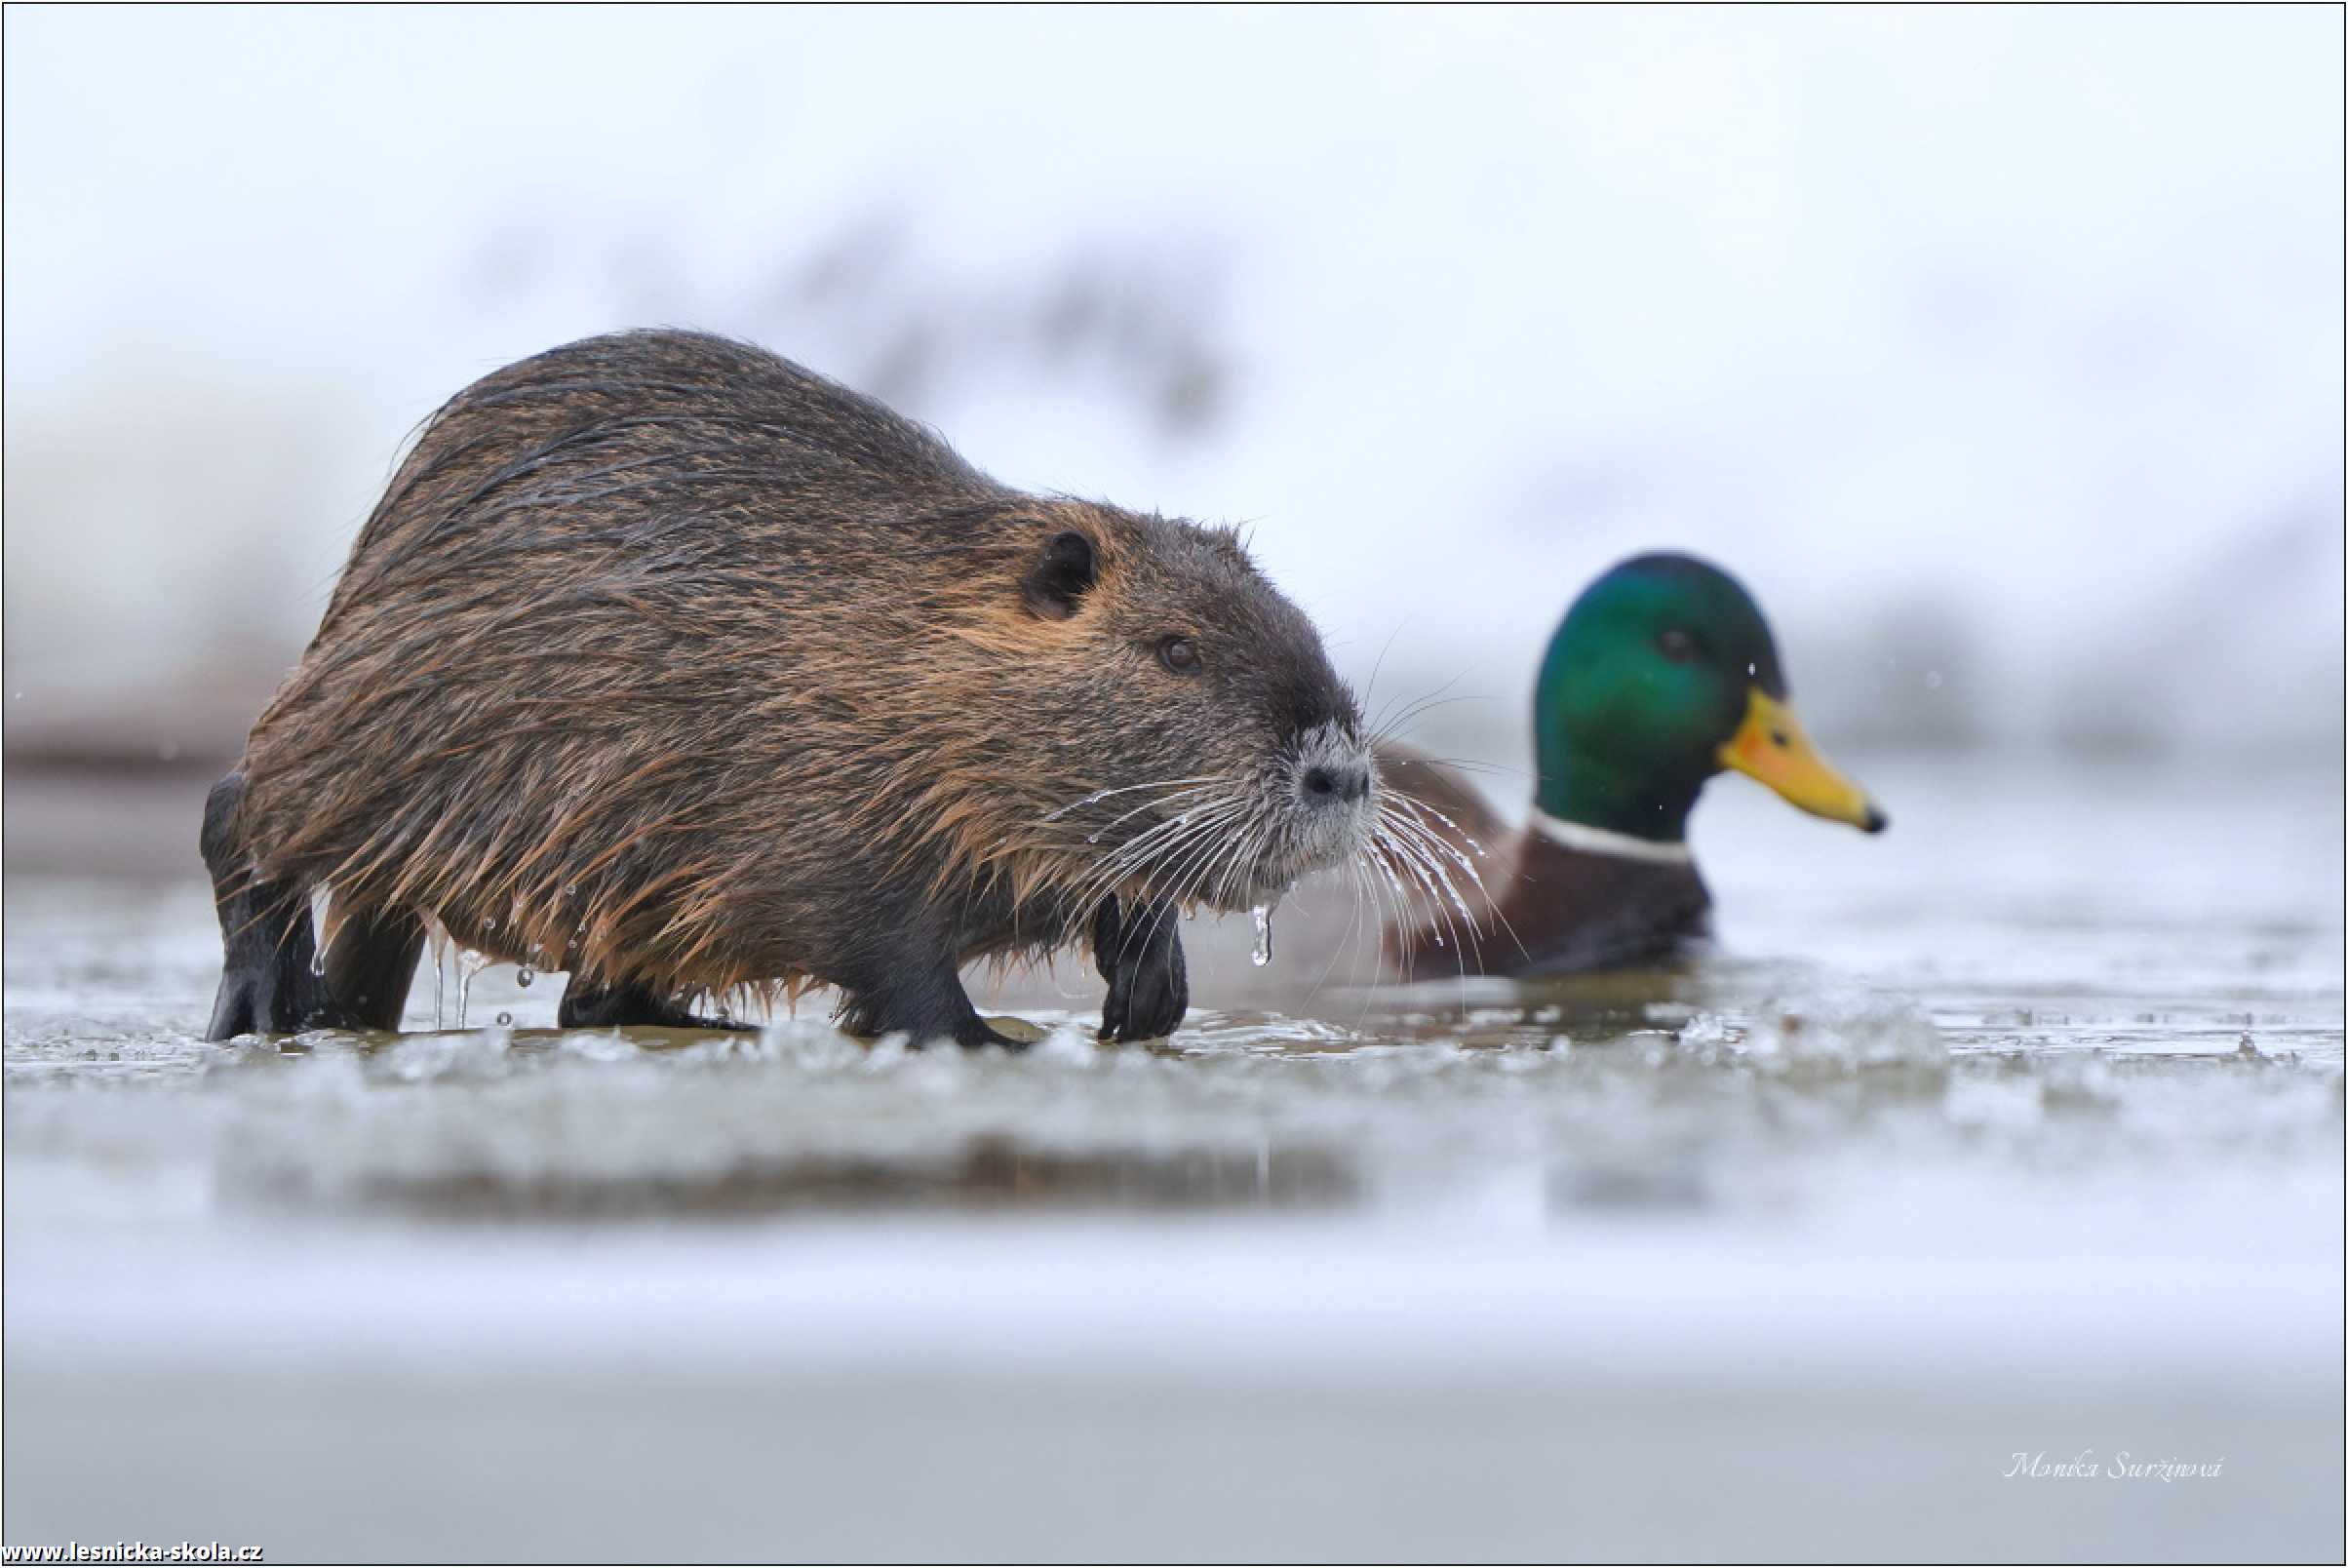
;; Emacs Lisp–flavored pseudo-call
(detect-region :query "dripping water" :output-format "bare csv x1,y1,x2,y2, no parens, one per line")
307,887,332,977
428,921,449,1031
454,949,488,1030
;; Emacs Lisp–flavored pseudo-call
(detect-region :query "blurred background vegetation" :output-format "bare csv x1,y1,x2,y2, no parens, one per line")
5,7,2340,803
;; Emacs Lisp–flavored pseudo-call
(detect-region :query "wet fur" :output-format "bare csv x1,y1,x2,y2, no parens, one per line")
209,330,1361,1041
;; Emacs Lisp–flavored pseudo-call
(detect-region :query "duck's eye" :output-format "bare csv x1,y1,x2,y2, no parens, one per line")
1157,635,1202,676
1657,628,1699,662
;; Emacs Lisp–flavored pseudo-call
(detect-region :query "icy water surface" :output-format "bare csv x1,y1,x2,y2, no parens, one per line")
3,754,2341,1560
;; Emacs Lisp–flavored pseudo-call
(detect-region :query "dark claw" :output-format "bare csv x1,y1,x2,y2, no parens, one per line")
1093,894,1189,1042
952,1012,1028,1050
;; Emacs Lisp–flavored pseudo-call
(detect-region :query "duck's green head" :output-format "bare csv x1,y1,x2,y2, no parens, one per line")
1531,553,1886,843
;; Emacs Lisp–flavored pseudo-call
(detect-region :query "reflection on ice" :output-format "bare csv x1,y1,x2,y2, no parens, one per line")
1,753,2340,1561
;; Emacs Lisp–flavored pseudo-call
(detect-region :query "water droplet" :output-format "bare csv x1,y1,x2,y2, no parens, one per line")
1249,903,1275,967
517,967,534,988
485,917,497,931
495,1011,513,1028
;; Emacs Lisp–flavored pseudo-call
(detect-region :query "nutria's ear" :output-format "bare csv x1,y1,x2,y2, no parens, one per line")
1023,529,1097,620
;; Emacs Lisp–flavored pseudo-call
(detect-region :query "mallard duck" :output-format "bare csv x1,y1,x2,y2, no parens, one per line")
1383,552,1885,979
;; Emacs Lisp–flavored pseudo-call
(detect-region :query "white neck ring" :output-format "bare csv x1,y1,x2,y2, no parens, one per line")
1525,807,1694,866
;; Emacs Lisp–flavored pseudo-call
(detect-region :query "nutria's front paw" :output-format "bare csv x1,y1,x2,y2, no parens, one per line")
1092,895,1189,1042
558,980,754,1032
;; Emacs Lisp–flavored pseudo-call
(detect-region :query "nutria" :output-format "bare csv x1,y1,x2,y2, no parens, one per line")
201,329,1381,1046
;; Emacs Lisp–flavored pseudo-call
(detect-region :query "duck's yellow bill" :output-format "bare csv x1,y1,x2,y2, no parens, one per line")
1717,688,1888,833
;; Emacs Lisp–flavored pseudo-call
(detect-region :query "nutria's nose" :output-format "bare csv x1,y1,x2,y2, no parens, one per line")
1302,762,1372,806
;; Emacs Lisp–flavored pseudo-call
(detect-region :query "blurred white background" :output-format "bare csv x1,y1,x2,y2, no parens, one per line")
6,19,2343,1560
5,5,2342,775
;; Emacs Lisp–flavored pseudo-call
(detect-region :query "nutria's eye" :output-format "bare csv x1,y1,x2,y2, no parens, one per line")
1657,628,1699,662
1157,636,1201,676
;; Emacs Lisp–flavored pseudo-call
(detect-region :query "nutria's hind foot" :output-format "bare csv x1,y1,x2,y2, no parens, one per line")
557,979,754,1033
203,773,430,1039
1093,895,1189,1043
201,771,327,1040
